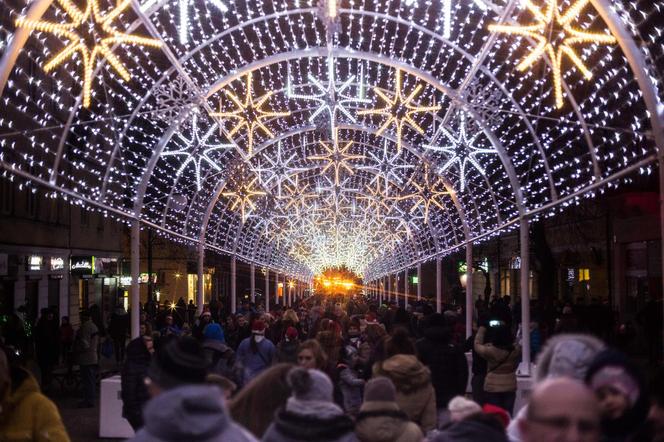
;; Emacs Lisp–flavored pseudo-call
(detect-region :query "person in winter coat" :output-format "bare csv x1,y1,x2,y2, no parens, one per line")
34,308,60,392
585,349,649,442
416,313,468,410
372,354,437,432
59,316,74,366
192,311,213,341
229,363,295,439
75,311,99,408
202,323,236,381
474,324,521,415
130,337,256,442
507,333,606,442
108,307,129,365
0,345,70,442
338,345,365,416
430,412,509,442
277,327,300,364
355,377,423,442
262,367,356,442
235,320,276,386
121,334,154,430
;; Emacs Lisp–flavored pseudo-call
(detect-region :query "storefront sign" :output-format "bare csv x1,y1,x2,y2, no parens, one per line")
0,254,8,275
139,273,157,284
95,257,118,276
50,257,65,271
28,255,42,271
70,256,94,275
119,275,132,287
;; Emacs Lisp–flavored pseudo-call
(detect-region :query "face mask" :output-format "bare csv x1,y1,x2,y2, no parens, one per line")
254,335,265,343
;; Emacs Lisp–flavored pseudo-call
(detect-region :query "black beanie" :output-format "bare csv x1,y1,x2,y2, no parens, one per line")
148,337,208,389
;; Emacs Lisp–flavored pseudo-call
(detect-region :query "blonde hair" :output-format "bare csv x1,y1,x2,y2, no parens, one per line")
282,309,299,324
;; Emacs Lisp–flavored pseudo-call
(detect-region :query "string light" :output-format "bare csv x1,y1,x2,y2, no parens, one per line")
211,72,291,156
160,109,233,191
359,69,440,153
308,133,365,186
222,177,267,223
15,0,162,108
396,164,450,223
251,141,311,198
424,113,497,192
489,0,616,108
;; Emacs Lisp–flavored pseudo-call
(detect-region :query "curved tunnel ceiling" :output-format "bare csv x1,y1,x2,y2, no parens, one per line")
0,0,662,280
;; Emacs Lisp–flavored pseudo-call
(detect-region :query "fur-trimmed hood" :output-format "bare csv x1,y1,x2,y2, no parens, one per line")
373,354,431,394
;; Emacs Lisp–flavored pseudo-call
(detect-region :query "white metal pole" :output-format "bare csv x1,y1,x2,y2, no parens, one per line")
130,220,140,339
417,263,422,301
388,275,392,302
196,243,204,315
250,263,255,303
520,217,532,375
230,256,237,314
275,272,279,306
404,269,408,308
265,268,270,313
465,243,473,338
436,257,442,313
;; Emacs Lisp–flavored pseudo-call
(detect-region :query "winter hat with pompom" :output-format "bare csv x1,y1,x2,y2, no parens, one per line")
287,367,333,402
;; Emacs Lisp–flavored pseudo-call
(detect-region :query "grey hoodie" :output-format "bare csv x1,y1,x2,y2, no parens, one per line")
130,385,257,442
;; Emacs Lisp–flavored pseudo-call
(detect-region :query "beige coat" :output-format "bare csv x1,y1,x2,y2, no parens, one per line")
474,327,521,393
372,354,437,432
355,401,423,442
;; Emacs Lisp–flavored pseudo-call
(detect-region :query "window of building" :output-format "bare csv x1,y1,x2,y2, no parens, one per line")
26,189,39,219
80,208,89,226
500,269,511,296
578,268,590,282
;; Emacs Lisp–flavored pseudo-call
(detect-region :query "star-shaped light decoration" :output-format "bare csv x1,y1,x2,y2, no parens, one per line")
161,109,234,191
281,178,318,217
359,70,440,153
358,139,414,196
211,72,291,156
488,0,616,108
424,113,497,192
396,164,451,223
222,177,267,223
357,179,392,217
16,0,162,107
251,141,311,198
308,135,365,185
287,56,369,134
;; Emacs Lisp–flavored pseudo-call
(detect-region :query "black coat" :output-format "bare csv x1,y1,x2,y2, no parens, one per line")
121,337,152,429
416,326,469,408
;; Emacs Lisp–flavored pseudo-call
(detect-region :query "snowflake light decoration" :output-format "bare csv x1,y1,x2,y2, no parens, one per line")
425,113,497,192
252,141,311,198
359,70,440,153
222,177,267,223
15,0,162,107
489,0,616,108
211,72,291,156
281,179,318,216
358,139,414,196
308,136,365,186
396,164,450,223
287,56,369,133
153,76,201,123
161,110,233,191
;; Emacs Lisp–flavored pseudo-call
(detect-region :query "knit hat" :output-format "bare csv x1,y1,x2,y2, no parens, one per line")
448,396,482,421
147,337,208,389
363,377,396,402
251,319,266,334
287,367,333,402
590,365,640,406
482,404,510,428
203,323,225,343
201,311,211,318
285,326,298,340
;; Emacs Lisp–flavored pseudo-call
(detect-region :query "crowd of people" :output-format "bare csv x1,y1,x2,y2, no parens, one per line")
0,292,662,442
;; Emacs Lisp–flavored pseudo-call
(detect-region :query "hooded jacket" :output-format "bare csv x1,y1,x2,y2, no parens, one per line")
129,385,257,442
373,354,437,432
262,401,357,442
474,327,520,393
416,324,468,408
430,417,508,442
585,350,649,442
0,369,70,442
355,401,423,442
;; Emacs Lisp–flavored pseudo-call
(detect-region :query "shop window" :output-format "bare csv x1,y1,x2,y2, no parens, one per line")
500,269,511,296
578,268,590,282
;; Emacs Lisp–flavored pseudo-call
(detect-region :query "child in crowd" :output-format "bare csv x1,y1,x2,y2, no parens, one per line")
338,345,365,416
